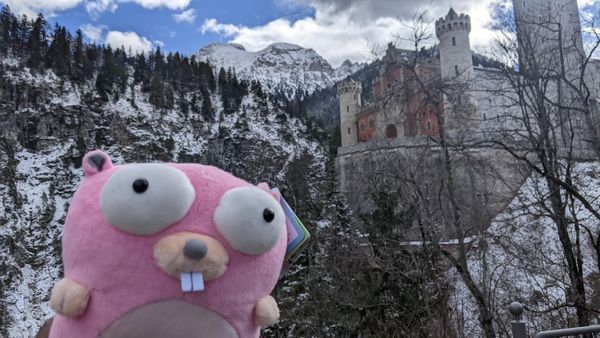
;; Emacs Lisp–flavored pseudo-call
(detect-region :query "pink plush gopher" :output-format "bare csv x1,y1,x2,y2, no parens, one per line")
45,150,286,338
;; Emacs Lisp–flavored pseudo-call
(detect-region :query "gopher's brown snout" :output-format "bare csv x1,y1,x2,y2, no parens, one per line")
154,232,229,282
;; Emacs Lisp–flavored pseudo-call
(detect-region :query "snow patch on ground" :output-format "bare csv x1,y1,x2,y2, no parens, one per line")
451,161,600,336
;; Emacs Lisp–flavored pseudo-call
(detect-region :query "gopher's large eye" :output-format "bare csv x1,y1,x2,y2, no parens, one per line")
100,164,195,235
213,187,284,255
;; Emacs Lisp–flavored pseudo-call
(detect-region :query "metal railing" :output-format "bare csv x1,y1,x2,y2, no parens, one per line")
509,302,600,338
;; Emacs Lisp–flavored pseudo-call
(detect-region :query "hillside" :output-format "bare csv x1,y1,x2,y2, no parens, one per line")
0,10,330,336
452,162,600,336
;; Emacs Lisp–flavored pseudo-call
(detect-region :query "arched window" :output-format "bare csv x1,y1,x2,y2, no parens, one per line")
427,121,432,130
386,125,397,138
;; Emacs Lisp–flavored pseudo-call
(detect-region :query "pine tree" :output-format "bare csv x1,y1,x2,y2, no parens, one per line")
133,53,149,87
83,44,99,79
95,47,114,101
27,14,47,70
201,87,214,121
0,5,14,55
148,74,165,107
46,25,71,76
71,29,85,81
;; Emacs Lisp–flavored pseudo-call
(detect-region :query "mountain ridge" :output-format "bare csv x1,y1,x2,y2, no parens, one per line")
197,42,365,99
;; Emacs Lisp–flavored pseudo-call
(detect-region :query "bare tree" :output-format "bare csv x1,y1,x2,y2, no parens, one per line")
475,1,600,328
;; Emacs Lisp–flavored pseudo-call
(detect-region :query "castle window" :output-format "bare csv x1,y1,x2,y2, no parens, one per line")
386,125,397,139
452,37,456,46
455,65,459,76
347,106,350,113
354,94,357,99
347,128,351,135
368,119,374,128
427,121,432,130
483,113,487,121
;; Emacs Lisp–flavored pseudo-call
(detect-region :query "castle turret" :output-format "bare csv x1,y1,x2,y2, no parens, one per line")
513,0,586,148
435,8,473,82
512,0,583,79
436,9,477,129
337,79,362,147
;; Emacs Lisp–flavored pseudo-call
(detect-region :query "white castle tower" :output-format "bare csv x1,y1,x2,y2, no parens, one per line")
337,79,362,147
435,8,474,82
435,8,477,129
513,0,586,147
513,0,584,71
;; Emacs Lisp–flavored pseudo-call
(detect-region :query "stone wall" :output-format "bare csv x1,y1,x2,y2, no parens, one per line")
336,137,529,241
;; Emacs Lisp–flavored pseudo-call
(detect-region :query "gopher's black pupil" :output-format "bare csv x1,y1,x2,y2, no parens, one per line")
133,179,149,194
263,208,275,222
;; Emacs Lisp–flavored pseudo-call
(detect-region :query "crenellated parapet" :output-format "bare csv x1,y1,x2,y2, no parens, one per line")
336,79,362,96
435,8,471,39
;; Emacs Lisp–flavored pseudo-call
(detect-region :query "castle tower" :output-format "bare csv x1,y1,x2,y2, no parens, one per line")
435,9,477,129
435,8,473,82
513,0,584,75
513,0,586,148
337,79,362,147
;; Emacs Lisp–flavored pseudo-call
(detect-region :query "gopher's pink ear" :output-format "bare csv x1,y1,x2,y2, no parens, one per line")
82,150,113,176
257,183,270,192
258,183,281,201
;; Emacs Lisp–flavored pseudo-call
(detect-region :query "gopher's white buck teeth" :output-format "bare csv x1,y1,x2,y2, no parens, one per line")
180,272,205,292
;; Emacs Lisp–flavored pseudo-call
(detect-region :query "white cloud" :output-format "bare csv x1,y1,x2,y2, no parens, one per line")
169,31,177,38
83,0,190,18
202,15,407,66
80,23,106,42
1,0,82,17
201,18,241,36
201,0,507,67
153,39,164,48
173,8,196,23
106,31,154,54
85,0,118,19
122,0,189,10
2,0,192,19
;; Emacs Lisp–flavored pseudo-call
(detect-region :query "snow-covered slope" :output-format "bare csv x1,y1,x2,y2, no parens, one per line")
451,162,600,336
197,42,364,99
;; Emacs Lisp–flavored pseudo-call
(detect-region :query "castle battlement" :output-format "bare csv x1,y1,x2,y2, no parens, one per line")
337,79,362,96
435,8,471,38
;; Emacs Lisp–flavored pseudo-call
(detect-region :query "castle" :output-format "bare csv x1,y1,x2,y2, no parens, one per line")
337,1,600,148
336,0,600,238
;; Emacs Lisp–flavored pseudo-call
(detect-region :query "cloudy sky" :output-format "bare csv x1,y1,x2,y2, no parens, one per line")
1,0,598,67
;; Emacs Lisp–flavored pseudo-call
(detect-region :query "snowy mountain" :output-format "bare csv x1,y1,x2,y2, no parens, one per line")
197,42,364,99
